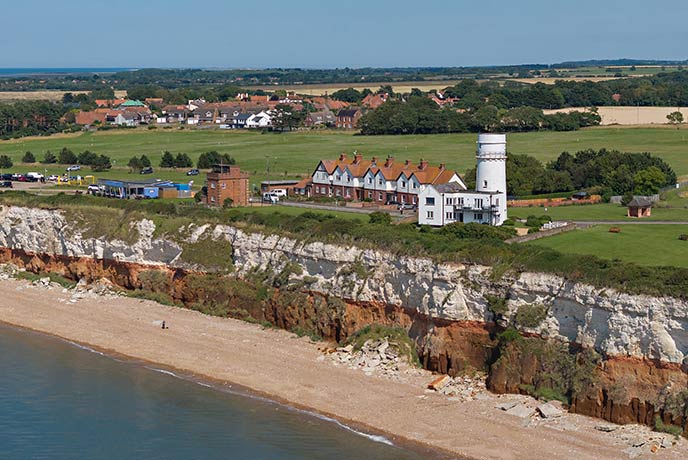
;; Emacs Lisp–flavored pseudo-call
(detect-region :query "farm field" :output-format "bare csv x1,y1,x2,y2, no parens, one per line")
245,80,464,95
543,106,688,126
508,202,688,222
1,126,688,185
527,224,688,268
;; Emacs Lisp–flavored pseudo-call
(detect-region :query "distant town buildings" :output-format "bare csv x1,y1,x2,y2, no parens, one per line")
418,134,508,226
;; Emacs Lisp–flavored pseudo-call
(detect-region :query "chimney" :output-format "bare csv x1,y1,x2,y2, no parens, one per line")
339,152,347,161
371,156,378,165
439,163,445,170
353,152,362,164
384,155,394,168
419,159,428,170
404,159,411,167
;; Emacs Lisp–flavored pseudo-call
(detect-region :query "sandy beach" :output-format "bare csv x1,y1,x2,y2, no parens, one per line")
1,277,685,460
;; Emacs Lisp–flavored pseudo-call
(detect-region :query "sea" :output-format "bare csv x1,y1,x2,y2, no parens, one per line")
0,68,132,77
0,323,427,460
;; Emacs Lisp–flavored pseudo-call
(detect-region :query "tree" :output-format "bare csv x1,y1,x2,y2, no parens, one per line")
127,156,143,171
174,152,193,168
140,154,151,167
197,151,235,169
667,111,684,128
272,103,305,132
22,151,36,163
91,155,112,172
633,166,666,195
160,151,176,168
78,150,98,165
58,147,78,165
331,88,363,103
0,155,13,169
41,151,57,164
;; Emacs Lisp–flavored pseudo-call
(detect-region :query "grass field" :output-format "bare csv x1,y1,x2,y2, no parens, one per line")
527,224,688,268
1,126,688,186
508,202,688,222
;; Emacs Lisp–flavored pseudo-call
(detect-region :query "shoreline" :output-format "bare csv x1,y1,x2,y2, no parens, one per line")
0,320,441,459
1,278,685,460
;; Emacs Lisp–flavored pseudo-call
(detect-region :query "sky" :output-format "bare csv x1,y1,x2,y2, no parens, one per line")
2,0,687,69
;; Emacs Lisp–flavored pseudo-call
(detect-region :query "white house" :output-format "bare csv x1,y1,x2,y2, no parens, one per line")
418,133,508,226
246,111,273,129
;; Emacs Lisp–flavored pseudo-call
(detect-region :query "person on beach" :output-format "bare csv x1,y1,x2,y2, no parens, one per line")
162,320,166,330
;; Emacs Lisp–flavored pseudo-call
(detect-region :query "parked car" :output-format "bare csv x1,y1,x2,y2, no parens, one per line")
140,167,154,174
270,188,287,197
0,180,12,188
26,172,44,180
186,169,200,176
66,165,81,172
87,184,103,195
0,173,13,180
47,175,59,181
262,192,279,203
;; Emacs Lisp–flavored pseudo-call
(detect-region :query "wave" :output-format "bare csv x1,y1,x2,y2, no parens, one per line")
65,340,105,356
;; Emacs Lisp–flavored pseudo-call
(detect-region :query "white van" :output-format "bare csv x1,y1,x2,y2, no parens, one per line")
263,192,279,203
26,172,44,180
271,188,287,197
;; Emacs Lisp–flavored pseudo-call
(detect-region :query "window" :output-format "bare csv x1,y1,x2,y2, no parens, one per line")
378,179,383,185
445,197,452,205
412,182,417,189
210,183,216,189
413,196,417,204
210,196,215,202
336,190,341,196
367,191,372,198
475,213,483,221
401,181,406,187
345,189,350,197
425,197,435,206
483,180,488,188
347,175,351,182
367,177,372,184
378,192,383,200
476,198,483,208
458,198,464,206
336,174,341,181
446,211,453,220
426,211,434,219
221,183,226,189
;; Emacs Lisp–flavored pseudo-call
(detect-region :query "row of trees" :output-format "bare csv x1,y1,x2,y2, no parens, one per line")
357,96,601,135
126,150,236,171
465,148,676,197
0,101,67,139
20,148,112,171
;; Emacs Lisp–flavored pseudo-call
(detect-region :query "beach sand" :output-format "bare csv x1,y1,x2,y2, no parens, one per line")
1,278,685,460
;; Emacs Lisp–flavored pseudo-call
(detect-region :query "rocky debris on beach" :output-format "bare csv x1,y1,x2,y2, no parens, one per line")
66,278,121,302
327,338,424,380
425,373,489,402
0,264,19,279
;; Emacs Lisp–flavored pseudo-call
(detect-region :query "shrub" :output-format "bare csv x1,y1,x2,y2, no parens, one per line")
515,303,548,328
22,151,36,163
368,211,391,225
654,416,684,439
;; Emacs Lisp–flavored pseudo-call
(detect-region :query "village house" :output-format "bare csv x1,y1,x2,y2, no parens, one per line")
245,111,273,129
205,164,250,207
304,109,336,127
361,93,388,109
311,153,463,205
336,109,361,129
160,105,189,123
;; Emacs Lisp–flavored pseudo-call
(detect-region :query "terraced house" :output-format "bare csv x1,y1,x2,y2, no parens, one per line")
311,153,464,205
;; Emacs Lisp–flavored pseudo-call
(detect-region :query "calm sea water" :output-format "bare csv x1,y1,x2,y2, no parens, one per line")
0,68,131,76
0,324,427,460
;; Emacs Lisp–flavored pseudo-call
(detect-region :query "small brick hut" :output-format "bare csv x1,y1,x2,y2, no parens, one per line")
627,196,652,218
205,164,249,207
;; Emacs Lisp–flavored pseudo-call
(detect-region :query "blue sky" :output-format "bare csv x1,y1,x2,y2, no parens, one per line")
3,0,687,68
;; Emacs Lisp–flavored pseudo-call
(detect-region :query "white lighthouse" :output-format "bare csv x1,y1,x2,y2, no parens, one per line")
475,133,507,225
418,133,509,227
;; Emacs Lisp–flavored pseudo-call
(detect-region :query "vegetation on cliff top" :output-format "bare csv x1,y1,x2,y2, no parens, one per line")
1,191,687,299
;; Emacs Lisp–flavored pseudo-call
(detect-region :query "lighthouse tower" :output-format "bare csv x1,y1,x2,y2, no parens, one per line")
476,133,507,225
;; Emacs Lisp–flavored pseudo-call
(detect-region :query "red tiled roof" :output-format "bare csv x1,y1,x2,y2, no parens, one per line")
319,155,457,185
75,111,106,125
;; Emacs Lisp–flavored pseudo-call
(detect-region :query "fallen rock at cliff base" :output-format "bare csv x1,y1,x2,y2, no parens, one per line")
537,402,564,419
428,375,451,390
506,404,536,419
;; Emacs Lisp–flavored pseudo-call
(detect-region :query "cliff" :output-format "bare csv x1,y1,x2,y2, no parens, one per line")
1,204,687,431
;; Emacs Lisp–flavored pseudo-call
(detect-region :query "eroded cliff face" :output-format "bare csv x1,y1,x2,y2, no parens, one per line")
1,205,687,431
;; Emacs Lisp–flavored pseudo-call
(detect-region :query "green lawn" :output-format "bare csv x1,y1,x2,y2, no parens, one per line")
241,204,366,221
1,126,688,186
508,202,688,222
527,224,688,268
